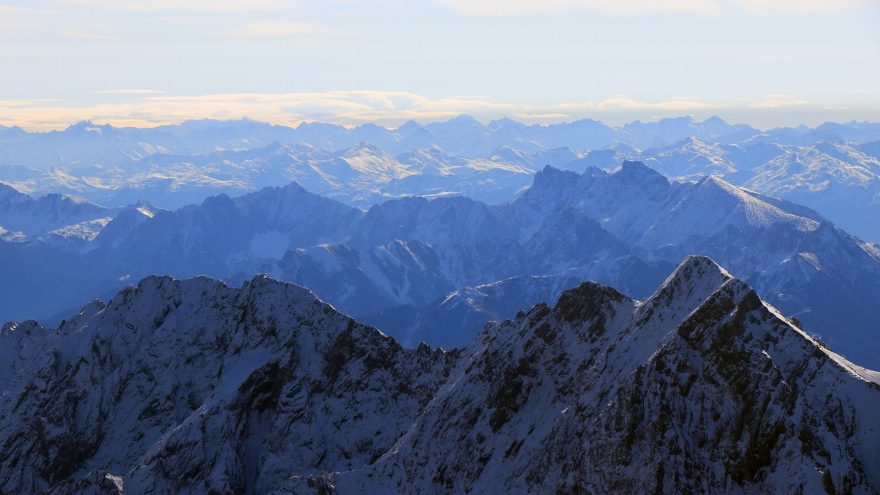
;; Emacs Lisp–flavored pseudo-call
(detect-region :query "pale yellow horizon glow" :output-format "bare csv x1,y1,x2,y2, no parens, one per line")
0,90,854,132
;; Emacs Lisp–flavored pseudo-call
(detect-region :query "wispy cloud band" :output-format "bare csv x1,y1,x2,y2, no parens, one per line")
434,0,872,15
0,90,865,131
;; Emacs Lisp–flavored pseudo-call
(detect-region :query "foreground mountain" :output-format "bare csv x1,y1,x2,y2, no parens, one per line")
0,274,459,494
3,258,879,493
305,257,880,494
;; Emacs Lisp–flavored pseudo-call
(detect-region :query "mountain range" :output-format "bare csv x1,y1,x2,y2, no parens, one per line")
3,116,878,171
3,115,880,494
2,159,880,369
3,116,878,244
1,257,878,493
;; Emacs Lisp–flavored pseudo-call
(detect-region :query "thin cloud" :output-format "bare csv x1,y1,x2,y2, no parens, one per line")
511,112,571,121
63,30,117,40
93,89,166,95
734,0,871,13
0,91,860,131
435,0,721,15
223,21,330,42
597,97,724,111
749,95,810,109
436,0,871,15
52,0,287,12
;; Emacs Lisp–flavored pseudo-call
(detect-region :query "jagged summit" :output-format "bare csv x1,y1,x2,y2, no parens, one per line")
319,256,880,494
619,158,658,174
645,255,732,305
0,271,459,494
613,159,671,188
530,164,580,190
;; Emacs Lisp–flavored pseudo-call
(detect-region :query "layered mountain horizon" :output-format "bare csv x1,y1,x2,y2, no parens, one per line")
3,115,880,494
8,0,879,491
3,115,878,243
3,155,880,369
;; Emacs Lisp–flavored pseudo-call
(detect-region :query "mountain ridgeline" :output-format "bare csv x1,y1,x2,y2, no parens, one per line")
2,115,879,242
1,257,878,494
2,158,879,369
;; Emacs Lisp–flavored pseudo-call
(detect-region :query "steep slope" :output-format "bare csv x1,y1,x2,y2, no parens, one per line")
509,161,689,243
349,195,518,249
630,140,880,243
276,240,454,316
314,257,880,494
275,206,649,330
0,183,366,323
0,275,459,494
374,272,587,349
4,258,880,494
92,182,363,278
636,175,820,249
639,137,738,179
0,182,113,237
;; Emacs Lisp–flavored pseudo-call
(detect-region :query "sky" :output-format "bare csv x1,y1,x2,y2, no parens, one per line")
1,0,879,130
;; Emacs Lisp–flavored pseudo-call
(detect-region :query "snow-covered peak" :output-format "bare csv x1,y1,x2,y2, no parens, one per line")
637,174,819,249
319,256,880,493
5,258,880,493
652,255,731,298
0,272,459,493
637,255,732,322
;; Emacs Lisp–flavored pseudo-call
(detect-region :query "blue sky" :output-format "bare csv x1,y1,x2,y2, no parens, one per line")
1,0,878,129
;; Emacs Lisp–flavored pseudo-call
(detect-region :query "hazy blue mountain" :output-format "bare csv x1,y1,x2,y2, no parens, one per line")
620,116,758,149
0,182,114,238
512,163,880,366
0,141,535,209
3,157,880,368
91,182,363,279
627,139,880,242
2,116,877,173
744,142,880,242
